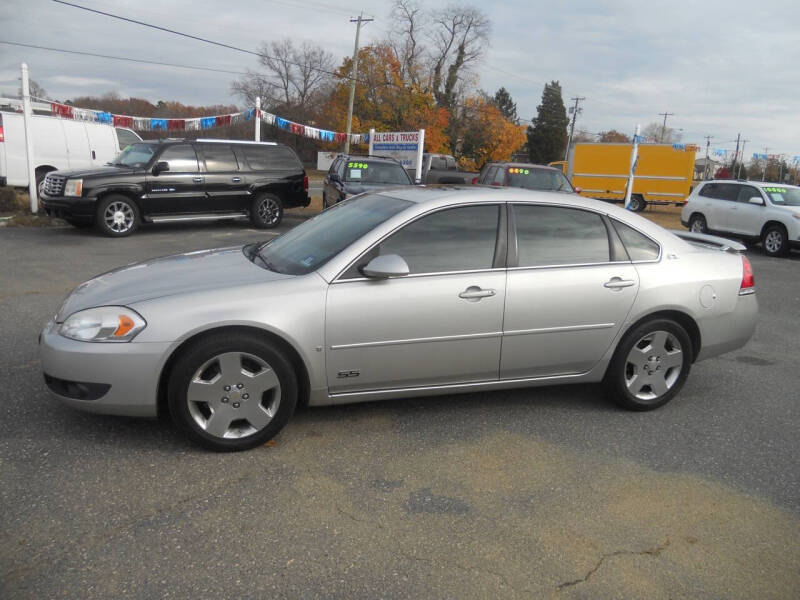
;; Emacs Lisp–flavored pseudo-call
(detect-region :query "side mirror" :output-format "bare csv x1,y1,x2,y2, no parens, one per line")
153,161,169,175
329,172,340,183
361,254,410,279
748,196,764,205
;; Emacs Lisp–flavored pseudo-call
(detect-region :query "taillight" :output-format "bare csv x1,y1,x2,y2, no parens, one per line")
740,255,755,295
303,175,309,192
471,177,478,184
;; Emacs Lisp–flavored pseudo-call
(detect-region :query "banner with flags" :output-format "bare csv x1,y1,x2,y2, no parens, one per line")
44,100,368,144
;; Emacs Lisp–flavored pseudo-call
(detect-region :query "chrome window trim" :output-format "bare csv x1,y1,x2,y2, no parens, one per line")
332,201,505,283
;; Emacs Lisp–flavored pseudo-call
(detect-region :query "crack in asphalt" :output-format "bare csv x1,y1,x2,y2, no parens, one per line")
556,538,671,592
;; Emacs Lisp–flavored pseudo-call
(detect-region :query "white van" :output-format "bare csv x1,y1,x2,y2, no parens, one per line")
0,108,142,191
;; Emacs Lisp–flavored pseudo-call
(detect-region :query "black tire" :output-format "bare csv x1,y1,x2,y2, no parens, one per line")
761,224,789,257
64,218,93,229
322,192,328,210
629,195,646,212
95,194,140,237
604,318,692,411
167,332,298,451
250,194,283,229
688,213,708,234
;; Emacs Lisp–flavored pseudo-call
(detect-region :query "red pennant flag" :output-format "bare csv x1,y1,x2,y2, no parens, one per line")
215,115,231,127
113,115,134,128
167,119,185,131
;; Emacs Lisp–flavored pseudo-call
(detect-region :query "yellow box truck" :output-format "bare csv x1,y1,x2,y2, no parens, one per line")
550,142,697,212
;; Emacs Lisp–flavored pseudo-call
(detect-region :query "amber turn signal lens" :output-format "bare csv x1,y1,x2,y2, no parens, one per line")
114,315,136,337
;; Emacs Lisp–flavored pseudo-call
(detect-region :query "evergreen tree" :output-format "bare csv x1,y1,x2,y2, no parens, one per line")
526,81,569,164
493,87,517,122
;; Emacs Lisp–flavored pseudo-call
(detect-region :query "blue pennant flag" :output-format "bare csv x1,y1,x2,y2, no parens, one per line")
95,111,112,124
320,130,334,142
634,135,645,144
672,143,685,150
201,117,215,129
151,118,168,130
245,108,255,121
275,117,290,129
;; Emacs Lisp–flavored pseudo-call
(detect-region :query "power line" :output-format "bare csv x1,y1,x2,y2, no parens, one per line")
658,111,674,142
50,0,353,81
0,40,250,76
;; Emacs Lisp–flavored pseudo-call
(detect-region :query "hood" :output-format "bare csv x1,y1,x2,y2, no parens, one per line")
343,181,411,195
56,246,291,321
52,166,140,179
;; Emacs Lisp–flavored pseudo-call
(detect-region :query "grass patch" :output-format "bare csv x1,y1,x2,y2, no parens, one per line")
638,204,685,230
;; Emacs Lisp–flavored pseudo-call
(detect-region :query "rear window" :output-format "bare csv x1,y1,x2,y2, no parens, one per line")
507,167,573,192
241,145,302,170
611,219,660,261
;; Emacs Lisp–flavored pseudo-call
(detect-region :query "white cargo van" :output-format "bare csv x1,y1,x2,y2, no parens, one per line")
0,108,142,190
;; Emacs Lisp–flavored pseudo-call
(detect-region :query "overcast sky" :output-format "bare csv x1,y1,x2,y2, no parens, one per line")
1,0,798,158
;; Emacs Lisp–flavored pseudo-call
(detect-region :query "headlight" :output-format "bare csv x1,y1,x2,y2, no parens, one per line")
64,179,83,197
58,306,146,342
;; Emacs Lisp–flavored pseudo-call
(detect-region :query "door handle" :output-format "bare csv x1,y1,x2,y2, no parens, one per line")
604,277,636,290
193,177,204,183
232,177,242,183
459,286,496,301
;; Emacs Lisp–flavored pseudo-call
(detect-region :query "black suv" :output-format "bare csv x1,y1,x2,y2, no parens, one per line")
476,162,574,193
40,139,309,236
323,155,413,208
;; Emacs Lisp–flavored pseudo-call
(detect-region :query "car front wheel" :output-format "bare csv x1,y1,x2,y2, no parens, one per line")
167,332,298,451
250,194,283,229
604,319,692,411
762,224,788,257
96,195,140,237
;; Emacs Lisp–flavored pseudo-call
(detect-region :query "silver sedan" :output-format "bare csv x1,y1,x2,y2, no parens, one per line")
40,187,758,451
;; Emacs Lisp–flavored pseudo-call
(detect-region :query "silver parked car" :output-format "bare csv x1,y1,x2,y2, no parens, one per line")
40,187,758,451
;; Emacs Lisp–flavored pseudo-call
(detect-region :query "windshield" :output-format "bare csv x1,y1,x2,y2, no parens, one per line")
257,194,412,275
111,143,157,168
344,160,412,185
763,186,800,207
507,167,573,192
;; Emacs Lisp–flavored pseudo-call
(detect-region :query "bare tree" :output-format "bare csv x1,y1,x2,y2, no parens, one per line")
642,122,682,143
231,38,334,117
388,0,426,86
429,5,490,109
18,78,47,99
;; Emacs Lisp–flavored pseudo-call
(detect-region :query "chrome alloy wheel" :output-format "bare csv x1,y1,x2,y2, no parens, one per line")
104,201,135,233
690,219,705,233
764,230,783,254
187,351,281,439
624,330,684,401
257,197,280,225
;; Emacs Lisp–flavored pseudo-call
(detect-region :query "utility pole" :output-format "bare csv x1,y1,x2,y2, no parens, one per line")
761,147,769,181
564,96,585,161
736,139,749,179
344,12,373,154
732,133,740,175
703,135,714,180
658,111,674,142
21,63,38,213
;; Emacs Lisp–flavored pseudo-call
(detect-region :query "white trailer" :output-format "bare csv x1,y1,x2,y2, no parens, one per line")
0,104,142,191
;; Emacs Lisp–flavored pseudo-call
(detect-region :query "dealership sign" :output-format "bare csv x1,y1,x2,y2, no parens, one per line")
368,129,425,180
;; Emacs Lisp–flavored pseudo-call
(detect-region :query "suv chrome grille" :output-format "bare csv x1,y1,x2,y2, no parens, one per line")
43,174,65,196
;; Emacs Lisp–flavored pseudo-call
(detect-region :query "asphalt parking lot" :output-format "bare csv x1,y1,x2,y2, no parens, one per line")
1,219,798,599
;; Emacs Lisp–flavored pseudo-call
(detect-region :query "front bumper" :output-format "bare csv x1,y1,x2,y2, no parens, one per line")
40,194,96,220
39,321,170,417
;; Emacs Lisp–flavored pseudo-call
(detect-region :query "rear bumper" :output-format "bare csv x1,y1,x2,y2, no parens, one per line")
40,194,96,220
39,320,168,417
696,292,758,361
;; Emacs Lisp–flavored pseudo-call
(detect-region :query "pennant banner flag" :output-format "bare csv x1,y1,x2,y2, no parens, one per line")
44,100,368,143
672,143,685,150
752,153,768,160
713,149,727,157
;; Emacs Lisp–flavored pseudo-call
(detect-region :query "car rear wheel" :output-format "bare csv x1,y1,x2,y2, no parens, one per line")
168,333,297,451
96,195,140,237
762,224,788,257
250,194,283,229
688,214,708,234
605,319,692,411
628,195,646,212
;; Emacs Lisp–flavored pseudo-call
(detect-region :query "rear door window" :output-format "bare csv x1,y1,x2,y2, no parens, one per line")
513,205,611,267
241,145,302,171
735,185,762,203
201,145,239,172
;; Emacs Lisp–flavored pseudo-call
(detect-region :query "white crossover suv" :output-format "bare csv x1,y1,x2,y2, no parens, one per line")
681,181,800,257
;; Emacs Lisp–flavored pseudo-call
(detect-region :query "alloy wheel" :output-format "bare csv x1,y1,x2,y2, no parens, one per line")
764,230,783,254
104,201,135,233
623,330,684,401
258,198,280,225
186,351,281,439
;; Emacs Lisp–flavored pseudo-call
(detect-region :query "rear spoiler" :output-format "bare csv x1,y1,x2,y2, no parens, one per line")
669,230,747,254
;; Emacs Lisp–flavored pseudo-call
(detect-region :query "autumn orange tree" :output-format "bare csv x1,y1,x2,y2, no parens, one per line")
321,44,450,153
457,96,527,170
